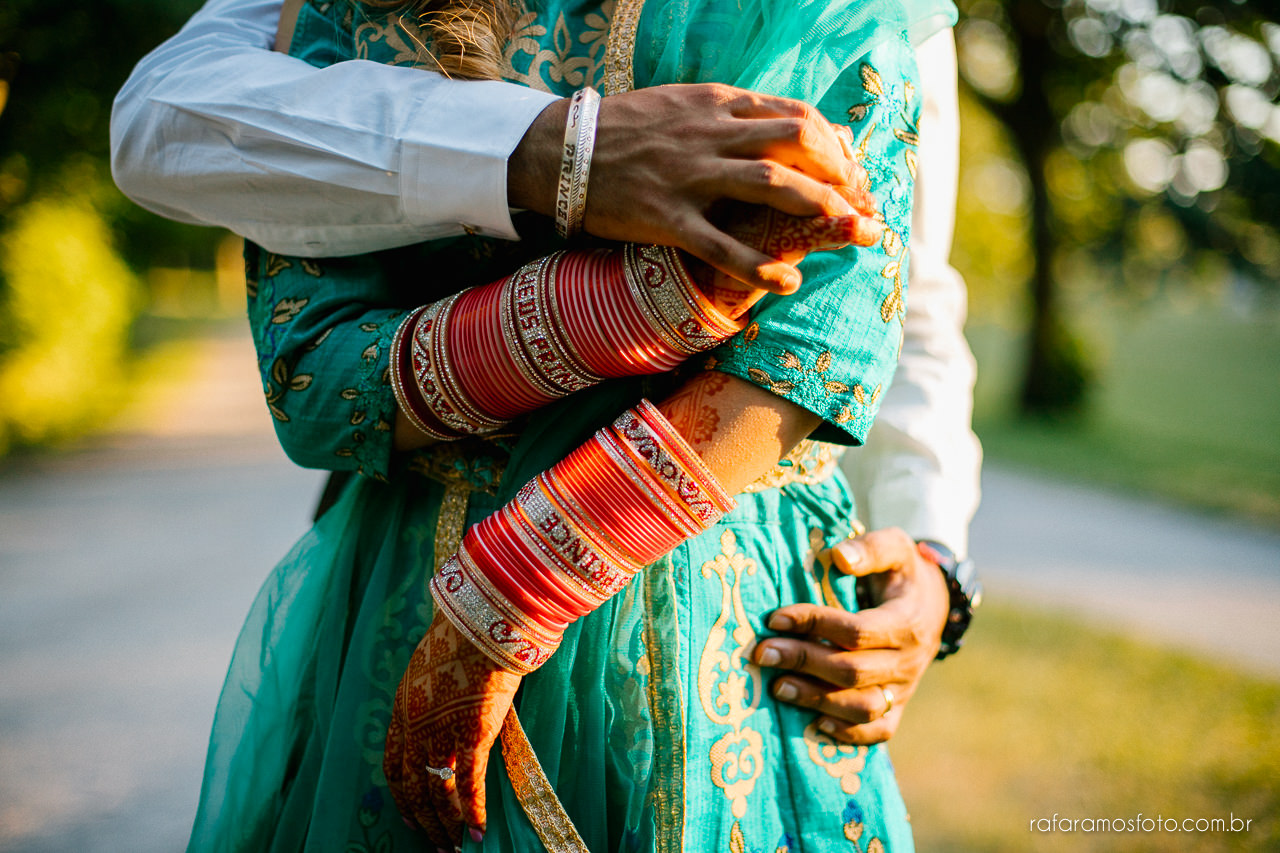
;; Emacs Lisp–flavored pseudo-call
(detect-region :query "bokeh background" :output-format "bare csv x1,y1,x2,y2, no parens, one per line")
0,0,1277,851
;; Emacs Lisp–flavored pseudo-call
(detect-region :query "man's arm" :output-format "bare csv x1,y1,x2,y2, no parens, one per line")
111,0,862,290
753,31,983,745
844,29,982,557
110,0,557,256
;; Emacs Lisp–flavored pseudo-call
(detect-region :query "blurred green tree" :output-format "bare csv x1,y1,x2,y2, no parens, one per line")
0,0,209,268
955,0,1279,415
0,0,206,452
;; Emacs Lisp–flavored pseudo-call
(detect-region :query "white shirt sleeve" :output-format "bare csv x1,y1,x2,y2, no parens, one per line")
110,0,559,257
844,30,983,557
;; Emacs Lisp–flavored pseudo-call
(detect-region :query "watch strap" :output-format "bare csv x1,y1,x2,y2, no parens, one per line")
917,539,981,660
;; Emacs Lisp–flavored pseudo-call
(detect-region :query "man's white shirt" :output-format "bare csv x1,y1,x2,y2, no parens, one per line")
111,0,980,554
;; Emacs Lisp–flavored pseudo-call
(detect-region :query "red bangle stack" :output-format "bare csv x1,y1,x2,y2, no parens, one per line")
430,400,736,674
390,246,745,438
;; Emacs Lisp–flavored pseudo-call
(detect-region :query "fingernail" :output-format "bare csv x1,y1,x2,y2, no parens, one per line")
774,681,798,701
783,270,802,292
819,718,837,735
768,613,794,632
834,541,865,572
470,827,485,844
757,646,781,667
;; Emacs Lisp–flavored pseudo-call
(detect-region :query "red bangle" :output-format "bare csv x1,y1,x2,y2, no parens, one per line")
432,401,735,673
478,510,591,618
391,308,465,441
467,520,578,626
403,245,741,445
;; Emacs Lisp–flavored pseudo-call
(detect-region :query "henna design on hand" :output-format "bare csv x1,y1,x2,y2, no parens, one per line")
384,613,522,847
689,184,884,319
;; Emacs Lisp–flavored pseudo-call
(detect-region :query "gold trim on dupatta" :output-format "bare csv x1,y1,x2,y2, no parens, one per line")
500,713,591,852
602,0,646,95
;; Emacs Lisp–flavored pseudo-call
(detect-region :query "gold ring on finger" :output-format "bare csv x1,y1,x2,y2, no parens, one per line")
880,686,894,716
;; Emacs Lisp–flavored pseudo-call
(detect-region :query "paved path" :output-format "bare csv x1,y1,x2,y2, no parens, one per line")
969,469,1280,677
1,332,1278,851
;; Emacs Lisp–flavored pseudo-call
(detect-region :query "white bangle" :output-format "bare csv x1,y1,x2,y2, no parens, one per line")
555,87,601,239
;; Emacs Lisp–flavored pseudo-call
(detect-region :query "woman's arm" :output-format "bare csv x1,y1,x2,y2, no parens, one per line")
384,37,932,844
254,201,873,476
384,371,821,846
389,200,878,452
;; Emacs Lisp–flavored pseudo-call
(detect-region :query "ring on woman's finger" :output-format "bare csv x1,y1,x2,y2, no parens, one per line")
424,764,455,781
880,686,894,716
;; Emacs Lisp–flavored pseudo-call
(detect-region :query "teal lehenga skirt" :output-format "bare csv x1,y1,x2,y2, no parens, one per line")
189,428,914,853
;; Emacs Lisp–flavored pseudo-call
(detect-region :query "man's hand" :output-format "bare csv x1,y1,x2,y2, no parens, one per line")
384,612,520,848
509,84,861,293
689,186,883,317
751,528,950,745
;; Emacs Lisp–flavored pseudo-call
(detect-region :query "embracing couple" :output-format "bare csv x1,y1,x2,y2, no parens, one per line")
112,0,982,849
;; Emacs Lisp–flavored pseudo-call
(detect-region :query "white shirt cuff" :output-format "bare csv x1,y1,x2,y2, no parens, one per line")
400,80,560,240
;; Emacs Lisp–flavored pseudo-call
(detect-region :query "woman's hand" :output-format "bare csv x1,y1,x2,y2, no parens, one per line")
510,84,865,294
384,612,521,847
751,528,950,745
690,185,883,317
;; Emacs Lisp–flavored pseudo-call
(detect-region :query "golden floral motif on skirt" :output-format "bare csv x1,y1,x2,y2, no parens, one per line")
697,530,765,819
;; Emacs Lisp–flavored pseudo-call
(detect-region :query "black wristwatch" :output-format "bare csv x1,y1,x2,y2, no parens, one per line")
916,540,981,660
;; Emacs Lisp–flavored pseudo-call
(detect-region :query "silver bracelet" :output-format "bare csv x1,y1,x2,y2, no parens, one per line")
555,87,601,239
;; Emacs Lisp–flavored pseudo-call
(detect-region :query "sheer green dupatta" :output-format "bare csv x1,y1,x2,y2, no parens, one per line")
635,0,957,99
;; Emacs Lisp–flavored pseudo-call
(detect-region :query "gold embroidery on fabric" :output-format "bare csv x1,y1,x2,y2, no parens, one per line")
603,0,645,94
698,531,764,819
738,338,878,427
878,231,906,324
353,12,425,67
729,820,747,853
803,719,869,795
264,357,314,423
405,438,508,495
643,558,686,853
501,2,613,93
796,529,871,795
500,712,591,852
843,814,886,850
852,59,918,326
742,440,844,493
800,527,838,609
434,483,469,571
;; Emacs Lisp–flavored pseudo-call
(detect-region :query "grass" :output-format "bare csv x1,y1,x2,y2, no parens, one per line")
891,601,1280,852
966,301,1280,526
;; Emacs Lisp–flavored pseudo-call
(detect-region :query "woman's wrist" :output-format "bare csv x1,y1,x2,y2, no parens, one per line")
431,400,735,673
391,247,744,442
